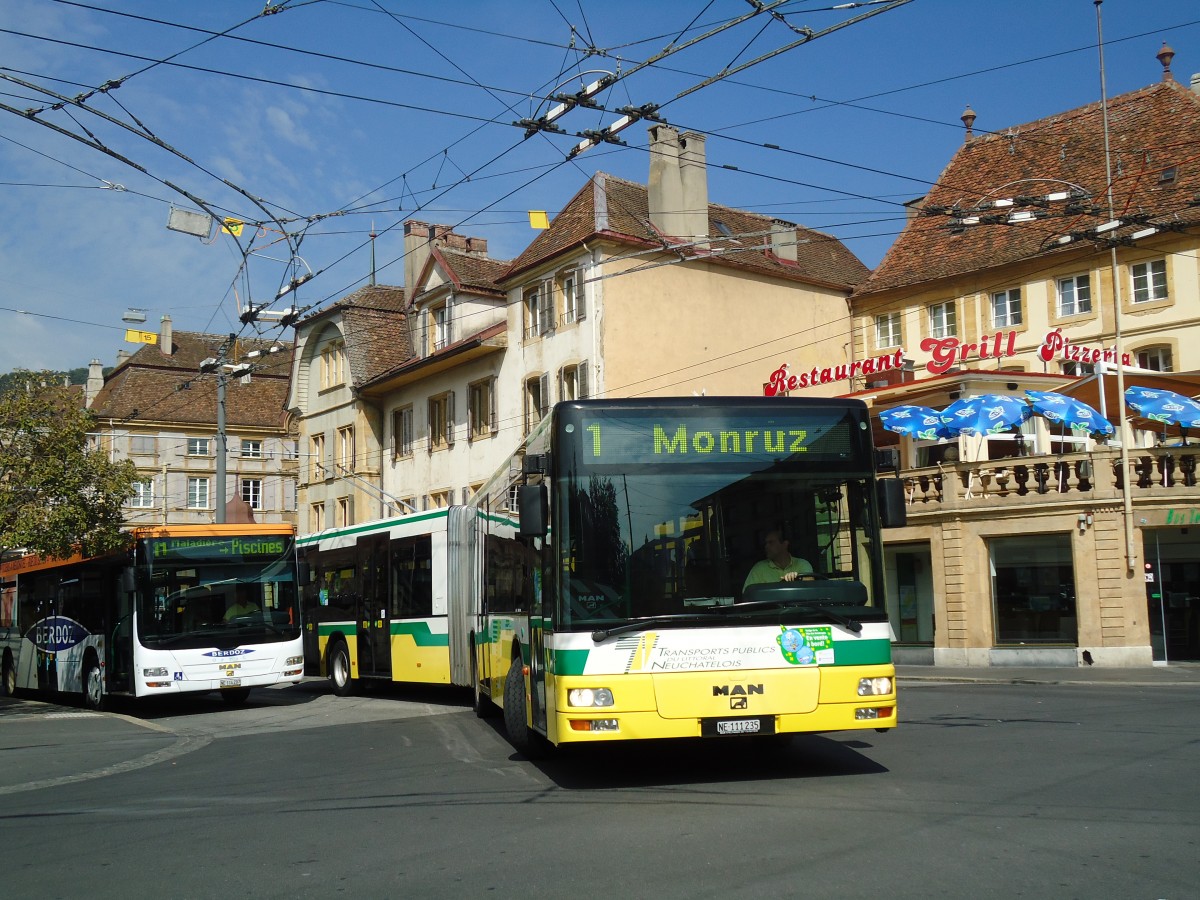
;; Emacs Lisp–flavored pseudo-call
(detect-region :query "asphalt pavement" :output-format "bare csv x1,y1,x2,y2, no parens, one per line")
3,662,1198,796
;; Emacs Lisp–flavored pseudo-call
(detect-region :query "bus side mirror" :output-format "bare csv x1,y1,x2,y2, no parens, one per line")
298,561,311,585
877,478,907,529
120,568,136,595
518,484,548,538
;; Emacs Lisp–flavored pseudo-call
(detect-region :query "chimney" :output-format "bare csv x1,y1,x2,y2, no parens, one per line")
159,314,173,356
84,358,104,407
116,349,131,368
1191,72,1200,95
769,219,798,262
678,131,709,244
648,125,685,238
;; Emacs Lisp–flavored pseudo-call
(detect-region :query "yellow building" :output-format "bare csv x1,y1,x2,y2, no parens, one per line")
847,51,1200,667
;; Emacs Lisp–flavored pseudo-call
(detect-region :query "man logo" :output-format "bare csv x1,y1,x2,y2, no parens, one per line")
712,683,763,697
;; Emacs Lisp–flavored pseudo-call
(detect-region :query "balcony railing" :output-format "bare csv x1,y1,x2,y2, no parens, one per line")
902,446,1200,511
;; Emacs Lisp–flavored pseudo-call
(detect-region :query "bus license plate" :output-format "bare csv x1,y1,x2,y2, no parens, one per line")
703,717,773,737
220,678,242,687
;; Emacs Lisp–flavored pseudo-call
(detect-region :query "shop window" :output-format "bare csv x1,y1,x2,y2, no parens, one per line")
990,534,1077,644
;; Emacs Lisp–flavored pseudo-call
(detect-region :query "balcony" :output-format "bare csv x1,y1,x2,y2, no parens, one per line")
902,446,1200,513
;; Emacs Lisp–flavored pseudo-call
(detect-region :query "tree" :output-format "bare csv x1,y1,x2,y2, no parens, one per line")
0,371,137,559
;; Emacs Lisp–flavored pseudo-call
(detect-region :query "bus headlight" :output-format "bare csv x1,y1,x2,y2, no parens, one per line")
857,676,892,696
286,656,303,666
143,667,169,677
568,687,614,707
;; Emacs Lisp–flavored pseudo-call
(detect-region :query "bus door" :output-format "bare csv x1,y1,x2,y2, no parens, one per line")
357,534,391,679
528,539,549,733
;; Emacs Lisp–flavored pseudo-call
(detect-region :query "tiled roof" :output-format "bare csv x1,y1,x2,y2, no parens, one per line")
855,79,1200,296
502,172,868,289
433,247,509,297
89,331,293,428
293,285,412,386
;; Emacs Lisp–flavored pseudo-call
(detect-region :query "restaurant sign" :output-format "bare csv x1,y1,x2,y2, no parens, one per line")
763,329,1132,395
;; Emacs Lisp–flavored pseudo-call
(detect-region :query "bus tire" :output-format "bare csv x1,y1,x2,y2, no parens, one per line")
328,639,355,697
221,687,252,705
1,651,14,697
82,654,105,712
503,656,545,757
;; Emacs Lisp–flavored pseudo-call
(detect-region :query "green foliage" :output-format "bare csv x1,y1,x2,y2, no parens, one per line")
0,371,137,559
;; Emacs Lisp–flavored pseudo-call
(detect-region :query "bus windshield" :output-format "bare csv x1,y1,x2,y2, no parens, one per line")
554,403,885,630
135,534,301,649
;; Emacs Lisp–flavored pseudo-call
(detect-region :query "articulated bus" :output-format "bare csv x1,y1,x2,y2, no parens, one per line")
299,397,906,754
470,397,907,753
0,524,304,709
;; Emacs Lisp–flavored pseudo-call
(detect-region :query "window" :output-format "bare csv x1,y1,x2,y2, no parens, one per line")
241,478,262,510
875,312,901,348
1136,346,1173,372
428,393,454,450
310,502,325,533
468,378,496,440
240,439,262,458
337,426,355,472
1131,259,1167,303
320,341,346,388
560,272,585,324
990,534,1077,645
524,287,541,339
991,288,1022,327
560,361,589,401
187,437,210,457
187,476,210,510
129,479,154,508
393,405,414,458
130,436,156,455
928,302,956,339
431,303,451,351
1057,274,1091,317
311,433,326,481
1060,360,1095,377
525,374,549,434
337,497,353,528
428,489,451,509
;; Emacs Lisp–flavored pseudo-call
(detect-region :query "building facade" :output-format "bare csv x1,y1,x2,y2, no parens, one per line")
847,53,1200,666
87,317,298,526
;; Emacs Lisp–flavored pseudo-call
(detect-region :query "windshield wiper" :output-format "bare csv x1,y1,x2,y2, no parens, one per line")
591,613,724,642
719,598,862,633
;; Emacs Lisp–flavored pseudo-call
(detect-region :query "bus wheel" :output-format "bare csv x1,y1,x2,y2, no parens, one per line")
328,639,355,697
503,657,545,757
2,651,17,697
82,656,105,712
221,687,251,705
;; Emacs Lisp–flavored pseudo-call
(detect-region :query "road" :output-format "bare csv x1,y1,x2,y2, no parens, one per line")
2,679,1198,899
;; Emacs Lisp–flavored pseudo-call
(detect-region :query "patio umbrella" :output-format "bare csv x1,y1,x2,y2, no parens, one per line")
879,405,953,440
1125,385,1200,443
1024,390,1114,436
939,394,1031,437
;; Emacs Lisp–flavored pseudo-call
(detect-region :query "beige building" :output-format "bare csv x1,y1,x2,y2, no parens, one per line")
87,316,298,526
848,51,1200,667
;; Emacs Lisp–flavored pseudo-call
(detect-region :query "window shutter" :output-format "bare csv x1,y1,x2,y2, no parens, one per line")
444,298,454,346
489,378,498,434
419,308,429,355
538,284,551,335
445,392,455,447
575,270,587,320
539,372,550,416
578,359,589,399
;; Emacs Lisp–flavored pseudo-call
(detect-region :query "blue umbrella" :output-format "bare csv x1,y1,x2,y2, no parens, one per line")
879,405,953,440
1125,386,1200,429
939,394,1031,437
1025,390,1114,436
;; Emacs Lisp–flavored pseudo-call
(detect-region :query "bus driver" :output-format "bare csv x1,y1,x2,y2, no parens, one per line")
743,528,812,591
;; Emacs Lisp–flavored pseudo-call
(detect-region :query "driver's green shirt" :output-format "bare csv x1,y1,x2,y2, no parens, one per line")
743,556,813,590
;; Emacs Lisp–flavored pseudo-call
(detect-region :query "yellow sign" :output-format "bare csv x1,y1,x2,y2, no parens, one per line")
125,329,158,345
528,210,549,229
222,218,244,236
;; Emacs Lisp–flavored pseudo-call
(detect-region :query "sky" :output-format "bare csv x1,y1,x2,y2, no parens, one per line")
1,0,1198,373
